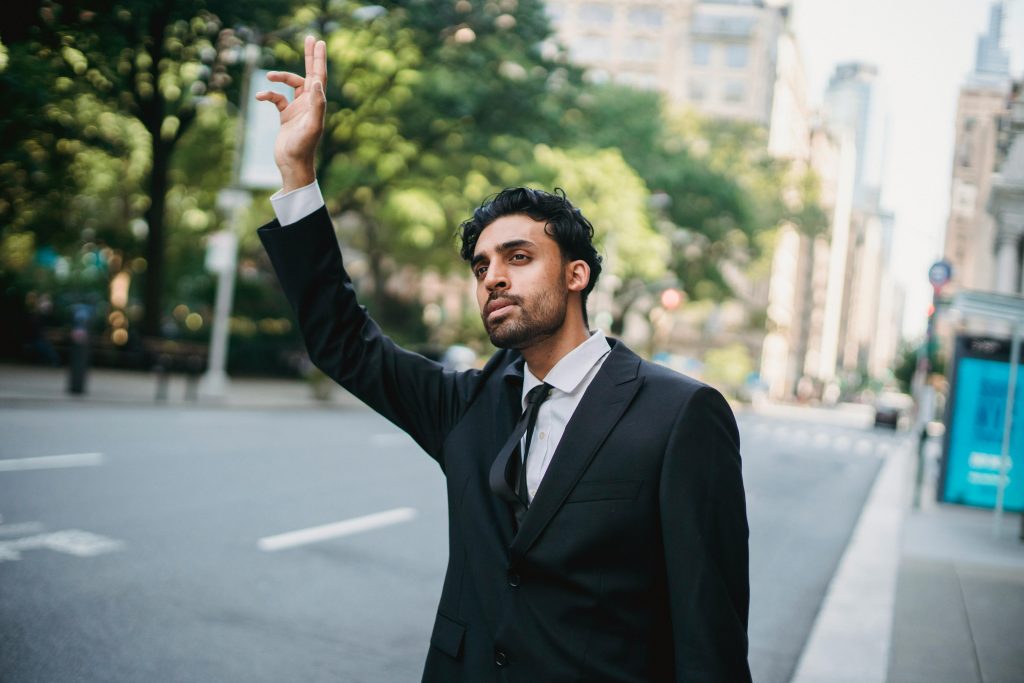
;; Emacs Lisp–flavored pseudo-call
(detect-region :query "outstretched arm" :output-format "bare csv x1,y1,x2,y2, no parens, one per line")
255,37,481,465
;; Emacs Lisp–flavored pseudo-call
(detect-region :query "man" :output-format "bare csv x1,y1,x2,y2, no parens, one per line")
255,37,751,682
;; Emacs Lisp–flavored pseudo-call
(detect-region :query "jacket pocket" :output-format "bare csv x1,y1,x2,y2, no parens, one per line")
566,479,642,503
429,612,466,660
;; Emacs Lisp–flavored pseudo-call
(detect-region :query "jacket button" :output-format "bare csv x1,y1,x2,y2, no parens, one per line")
495,650,508,667
507,569,520,587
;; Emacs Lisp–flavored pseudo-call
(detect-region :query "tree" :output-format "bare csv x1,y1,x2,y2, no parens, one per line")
262,0,586,322
2,0,293,338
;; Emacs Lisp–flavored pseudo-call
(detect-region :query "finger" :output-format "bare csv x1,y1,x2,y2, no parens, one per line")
313,39,327,88
266,71,304,89
255,90,289,112
312,81,327,118
304,35,315,88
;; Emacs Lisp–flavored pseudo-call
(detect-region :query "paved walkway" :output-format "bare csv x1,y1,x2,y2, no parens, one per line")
784,413,1024,683
0,362,364,410
887,451,1024,683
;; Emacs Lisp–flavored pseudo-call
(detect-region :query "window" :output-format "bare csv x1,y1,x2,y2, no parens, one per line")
689,79,707,101
572,35,611,62
580,3,614,25
545,2,565,22
691,41,712,66
624,38,660,62
723,81,746,102
618,72,659,90
628,7,663,27
726,43,749,68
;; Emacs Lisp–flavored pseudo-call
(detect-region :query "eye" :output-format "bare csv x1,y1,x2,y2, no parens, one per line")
510,253,530,263
474,265,488,279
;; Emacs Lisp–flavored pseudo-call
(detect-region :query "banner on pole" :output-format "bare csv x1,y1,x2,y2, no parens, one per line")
239,69,290,190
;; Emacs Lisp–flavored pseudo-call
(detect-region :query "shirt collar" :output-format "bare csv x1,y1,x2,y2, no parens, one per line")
523,330,611,400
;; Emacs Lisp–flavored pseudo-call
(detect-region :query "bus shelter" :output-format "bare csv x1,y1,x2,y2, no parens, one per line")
946,290,1024,537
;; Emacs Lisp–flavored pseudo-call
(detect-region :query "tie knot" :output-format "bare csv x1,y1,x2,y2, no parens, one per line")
526,383,552,407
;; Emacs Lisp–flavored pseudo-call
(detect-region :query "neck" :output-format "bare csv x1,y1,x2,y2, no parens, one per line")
519,314,590,380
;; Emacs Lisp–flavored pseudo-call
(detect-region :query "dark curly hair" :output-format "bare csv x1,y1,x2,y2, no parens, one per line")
459,187,603,325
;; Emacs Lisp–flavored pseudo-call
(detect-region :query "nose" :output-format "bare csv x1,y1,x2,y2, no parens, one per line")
483,261,509,292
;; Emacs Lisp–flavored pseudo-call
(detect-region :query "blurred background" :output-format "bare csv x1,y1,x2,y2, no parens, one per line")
1,1,1022,682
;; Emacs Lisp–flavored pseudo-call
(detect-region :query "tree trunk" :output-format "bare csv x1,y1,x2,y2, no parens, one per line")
141,138,170,338
139,8,168,338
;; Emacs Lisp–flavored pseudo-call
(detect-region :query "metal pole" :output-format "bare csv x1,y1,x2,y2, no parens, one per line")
994,322,1020,537
198,43,257,399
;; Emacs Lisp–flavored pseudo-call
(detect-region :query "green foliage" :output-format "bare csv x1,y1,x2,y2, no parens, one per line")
1,0,832,368
703,342,754,397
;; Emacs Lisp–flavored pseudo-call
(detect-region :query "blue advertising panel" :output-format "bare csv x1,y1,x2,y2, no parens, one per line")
940,336,1024,511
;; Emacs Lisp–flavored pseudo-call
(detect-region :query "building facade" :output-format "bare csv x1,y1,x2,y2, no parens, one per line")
545,0,786,126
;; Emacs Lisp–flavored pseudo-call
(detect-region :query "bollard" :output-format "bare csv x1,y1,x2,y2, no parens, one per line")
913,424,928,510
154,353,172,402
184,354,202,402
67,304,91,395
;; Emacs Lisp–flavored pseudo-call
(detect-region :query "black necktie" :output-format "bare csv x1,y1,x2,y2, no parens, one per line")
489,383,552,518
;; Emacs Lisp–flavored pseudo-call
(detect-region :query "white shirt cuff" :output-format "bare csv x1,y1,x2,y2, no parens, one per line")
270,181,325,226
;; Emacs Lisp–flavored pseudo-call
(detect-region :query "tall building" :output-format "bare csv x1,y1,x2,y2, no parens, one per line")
685,0,784,125
544,0,788,126
822,62,887,209
942,1,1012,296
988,85,1024,296
761,58,904,400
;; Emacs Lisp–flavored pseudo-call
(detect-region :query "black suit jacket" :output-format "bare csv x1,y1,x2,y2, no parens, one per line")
259,207,751,683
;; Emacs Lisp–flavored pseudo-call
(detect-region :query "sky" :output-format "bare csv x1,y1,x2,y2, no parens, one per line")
784,0,1024,339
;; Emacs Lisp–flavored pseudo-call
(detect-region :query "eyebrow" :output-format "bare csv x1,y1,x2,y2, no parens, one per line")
470,239,536,268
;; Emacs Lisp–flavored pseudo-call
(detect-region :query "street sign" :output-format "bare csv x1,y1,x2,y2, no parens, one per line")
239,69,291,190
205,230,238,274
939,335,1024,512
928,260,953,288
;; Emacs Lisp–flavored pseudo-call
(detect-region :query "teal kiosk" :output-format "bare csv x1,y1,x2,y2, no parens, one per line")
940,335,1024,512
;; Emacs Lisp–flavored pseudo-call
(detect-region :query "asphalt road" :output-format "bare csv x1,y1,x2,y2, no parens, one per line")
0,403,904,682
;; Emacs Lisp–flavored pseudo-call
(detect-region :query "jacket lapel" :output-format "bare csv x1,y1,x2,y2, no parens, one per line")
509,341,643,560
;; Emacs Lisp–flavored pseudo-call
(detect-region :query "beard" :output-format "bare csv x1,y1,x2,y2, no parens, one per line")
483,288,569,349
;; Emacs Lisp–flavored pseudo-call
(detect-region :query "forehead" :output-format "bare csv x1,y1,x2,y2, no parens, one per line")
473,214,554,257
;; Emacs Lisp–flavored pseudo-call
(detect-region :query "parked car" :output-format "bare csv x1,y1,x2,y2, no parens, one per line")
873,391,914,429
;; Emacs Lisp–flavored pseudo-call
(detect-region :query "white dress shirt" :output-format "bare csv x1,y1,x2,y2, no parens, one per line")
270,180,325,226
521,331,611,502
270,181,613,503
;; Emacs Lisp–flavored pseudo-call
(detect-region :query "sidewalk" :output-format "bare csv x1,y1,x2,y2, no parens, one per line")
791,427,1024,683
887,449,1024,683
0,362,365,410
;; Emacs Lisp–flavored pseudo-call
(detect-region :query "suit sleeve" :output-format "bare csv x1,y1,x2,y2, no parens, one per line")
659,386,751,683
258,206,479,467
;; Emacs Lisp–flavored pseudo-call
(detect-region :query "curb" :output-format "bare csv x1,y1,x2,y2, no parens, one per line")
789,437,912,683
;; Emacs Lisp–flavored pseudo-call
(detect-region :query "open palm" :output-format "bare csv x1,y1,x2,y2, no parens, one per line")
255,36,327,191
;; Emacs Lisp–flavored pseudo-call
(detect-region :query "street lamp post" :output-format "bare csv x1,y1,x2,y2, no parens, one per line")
198,40,260,400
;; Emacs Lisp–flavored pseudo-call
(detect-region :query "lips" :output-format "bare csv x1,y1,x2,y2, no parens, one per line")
485,298,517,320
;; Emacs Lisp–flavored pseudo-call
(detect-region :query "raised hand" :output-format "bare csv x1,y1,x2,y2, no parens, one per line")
255,36,327,192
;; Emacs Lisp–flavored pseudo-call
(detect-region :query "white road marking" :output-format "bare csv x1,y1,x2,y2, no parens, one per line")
0,522,46,537
0,529,124,562
258,507,418,552
0,452,104,472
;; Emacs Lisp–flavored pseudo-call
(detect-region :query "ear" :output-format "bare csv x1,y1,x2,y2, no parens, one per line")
565,259,590,294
